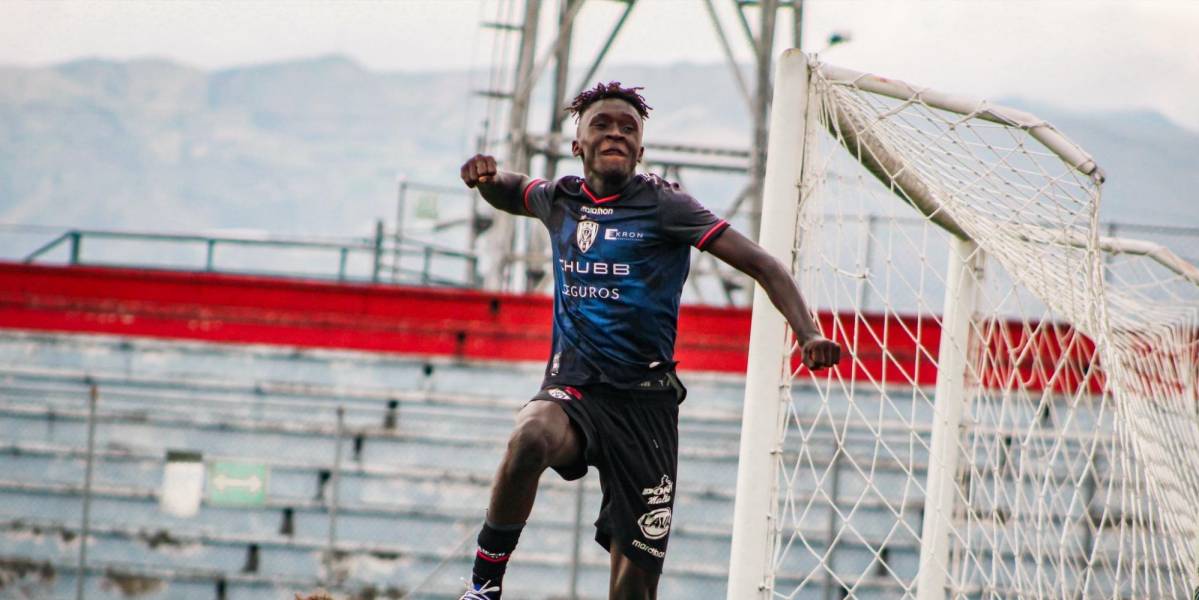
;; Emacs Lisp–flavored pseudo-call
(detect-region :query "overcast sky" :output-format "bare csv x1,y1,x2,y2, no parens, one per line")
2,0,1197,131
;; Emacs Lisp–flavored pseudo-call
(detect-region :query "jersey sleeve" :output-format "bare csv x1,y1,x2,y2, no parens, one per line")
487,177,553,222
659,190,729,251
520,178,554,222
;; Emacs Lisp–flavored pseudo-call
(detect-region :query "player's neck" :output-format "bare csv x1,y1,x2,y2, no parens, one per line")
584,172,633,198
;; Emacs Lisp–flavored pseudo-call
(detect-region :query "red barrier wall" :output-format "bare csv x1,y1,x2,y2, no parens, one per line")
0,263,752,372
0,263,1099,391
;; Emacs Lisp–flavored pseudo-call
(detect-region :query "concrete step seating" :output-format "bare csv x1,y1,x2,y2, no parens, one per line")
0,332,1137,599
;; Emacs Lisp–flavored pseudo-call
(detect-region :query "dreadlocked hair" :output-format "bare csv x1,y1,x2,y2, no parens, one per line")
566,81,652,122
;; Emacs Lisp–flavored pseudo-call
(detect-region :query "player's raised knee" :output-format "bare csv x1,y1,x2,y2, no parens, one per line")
505,417,558,473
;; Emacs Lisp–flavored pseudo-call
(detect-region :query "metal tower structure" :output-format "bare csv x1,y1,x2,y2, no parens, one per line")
476,0,805,304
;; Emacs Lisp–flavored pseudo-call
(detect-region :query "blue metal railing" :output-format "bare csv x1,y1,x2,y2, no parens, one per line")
18,223,480,288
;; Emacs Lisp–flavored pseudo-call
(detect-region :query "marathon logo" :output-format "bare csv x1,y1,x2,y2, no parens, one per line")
580,205,613,216
632,539,665,559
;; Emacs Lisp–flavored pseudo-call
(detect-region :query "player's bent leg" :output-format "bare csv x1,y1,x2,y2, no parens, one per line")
462,399,584,599
487,399,582,524
609,550,660,600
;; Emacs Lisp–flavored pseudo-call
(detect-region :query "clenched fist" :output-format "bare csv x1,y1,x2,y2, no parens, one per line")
800,334,842,371
460,154,498,188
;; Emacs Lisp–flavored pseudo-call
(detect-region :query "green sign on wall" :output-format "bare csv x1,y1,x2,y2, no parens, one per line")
208,461,268,506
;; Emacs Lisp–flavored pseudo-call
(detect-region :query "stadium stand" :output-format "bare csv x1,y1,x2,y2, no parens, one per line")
0,264,1129,599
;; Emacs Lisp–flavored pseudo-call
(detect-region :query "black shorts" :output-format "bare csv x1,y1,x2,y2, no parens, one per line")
530,379,683,574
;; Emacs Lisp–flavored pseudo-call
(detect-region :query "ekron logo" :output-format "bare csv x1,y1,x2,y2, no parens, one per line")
604,228,645,240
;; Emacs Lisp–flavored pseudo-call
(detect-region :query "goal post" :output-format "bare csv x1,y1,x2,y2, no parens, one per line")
728,49,1199,599
727,48,814,598
916,236,981,600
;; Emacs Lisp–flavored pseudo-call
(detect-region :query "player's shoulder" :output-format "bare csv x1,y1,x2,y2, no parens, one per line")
525,176,583,209
638,173,687,198
523,174,578,188
552,175,584,194
636,173,706,217
633,173,696,213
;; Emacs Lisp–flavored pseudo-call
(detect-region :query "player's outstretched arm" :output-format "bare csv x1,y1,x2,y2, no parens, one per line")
706,227,842,370
460,153,535,216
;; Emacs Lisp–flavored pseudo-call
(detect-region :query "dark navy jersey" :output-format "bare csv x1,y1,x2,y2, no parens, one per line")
500,173,729,389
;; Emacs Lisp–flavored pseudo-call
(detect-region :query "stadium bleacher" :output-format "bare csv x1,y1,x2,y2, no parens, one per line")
0,326,1148,598
1,332,758,598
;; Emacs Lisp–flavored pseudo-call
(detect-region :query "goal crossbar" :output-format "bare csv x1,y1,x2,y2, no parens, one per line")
817,63,1104,182
1015,228,1199,286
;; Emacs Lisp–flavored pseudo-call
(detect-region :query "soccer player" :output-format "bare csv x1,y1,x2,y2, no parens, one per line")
458,82,842,600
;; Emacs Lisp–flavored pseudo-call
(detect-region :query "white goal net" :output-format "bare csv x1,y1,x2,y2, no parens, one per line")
728,50,1199,599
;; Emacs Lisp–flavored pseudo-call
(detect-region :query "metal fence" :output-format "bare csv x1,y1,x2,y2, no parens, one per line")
8,218,1193,306
15,224,479,289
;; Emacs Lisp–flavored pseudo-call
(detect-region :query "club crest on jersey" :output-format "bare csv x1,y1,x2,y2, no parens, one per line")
576,220,599,253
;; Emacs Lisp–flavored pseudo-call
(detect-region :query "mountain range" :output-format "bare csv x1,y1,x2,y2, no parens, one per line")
1,55,1194,253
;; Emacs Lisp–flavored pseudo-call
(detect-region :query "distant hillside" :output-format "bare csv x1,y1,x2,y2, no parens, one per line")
0,55,1194,242
0,55,474,236
999,98,1199,227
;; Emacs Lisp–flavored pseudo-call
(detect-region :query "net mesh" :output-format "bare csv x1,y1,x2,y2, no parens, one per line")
763,58,1199,598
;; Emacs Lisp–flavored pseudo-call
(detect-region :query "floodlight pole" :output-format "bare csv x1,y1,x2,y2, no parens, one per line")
484,0,541,291
747,0,780,244
727,48,811,600
527,0,581,293
476,0,806,295
916,236,983,600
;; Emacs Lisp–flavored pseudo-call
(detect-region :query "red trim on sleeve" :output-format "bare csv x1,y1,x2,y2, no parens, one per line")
696,220,730,250
522,178,547,215
581,182,620,204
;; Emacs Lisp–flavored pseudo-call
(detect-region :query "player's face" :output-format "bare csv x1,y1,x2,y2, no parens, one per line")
572,99,645,181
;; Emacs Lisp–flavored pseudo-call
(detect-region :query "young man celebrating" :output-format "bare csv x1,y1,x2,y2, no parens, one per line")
458,82,841,600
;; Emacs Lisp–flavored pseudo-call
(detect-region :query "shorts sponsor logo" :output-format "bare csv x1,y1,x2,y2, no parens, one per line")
547,388,571,400
642,475,673,505
604,228,644,240
632,539,665,558
638,507,672,540
576,220,599,253
580,205,613,216
550,352,561,376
